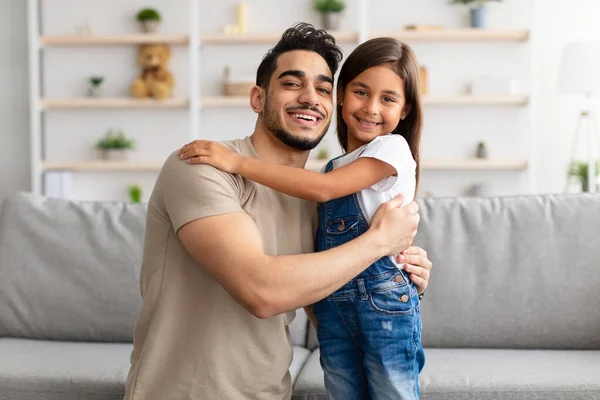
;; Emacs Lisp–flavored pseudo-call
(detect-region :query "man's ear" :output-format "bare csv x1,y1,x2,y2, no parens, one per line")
250,86,266,113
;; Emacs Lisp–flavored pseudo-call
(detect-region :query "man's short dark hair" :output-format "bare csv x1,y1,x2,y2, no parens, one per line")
256,22,343,89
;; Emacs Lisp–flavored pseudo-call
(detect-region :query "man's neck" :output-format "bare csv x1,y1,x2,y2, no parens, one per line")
249,124,309,168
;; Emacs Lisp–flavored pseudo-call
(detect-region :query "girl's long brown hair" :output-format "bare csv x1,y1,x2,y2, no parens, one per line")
336,37,423,193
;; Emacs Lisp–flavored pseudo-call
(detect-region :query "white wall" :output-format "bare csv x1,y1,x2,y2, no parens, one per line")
531,0,600,194
3,0,599,202
0,0,30,203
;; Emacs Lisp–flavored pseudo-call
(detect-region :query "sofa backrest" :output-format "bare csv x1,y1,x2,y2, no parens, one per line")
0,192,312,347
415,194,600,350
289,307,309,348
0,193,145,342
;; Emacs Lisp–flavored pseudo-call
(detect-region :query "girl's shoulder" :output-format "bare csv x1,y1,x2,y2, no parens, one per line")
363,134,411,158
369,133,409,147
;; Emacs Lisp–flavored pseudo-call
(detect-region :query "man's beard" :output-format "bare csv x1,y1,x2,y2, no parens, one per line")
263,97,330,151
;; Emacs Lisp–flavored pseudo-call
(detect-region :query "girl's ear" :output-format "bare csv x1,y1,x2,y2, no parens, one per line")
336,85,345,108
401,104,413,120
250,86,265,113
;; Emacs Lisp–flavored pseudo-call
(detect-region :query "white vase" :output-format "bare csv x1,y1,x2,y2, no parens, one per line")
102,149,128,161
88,86,102,97
141,20,160,33
322,12,342,30
470,6,486,28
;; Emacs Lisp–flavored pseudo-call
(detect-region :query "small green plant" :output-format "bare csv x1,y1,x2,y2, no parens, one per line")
568,161,600,184
129,184,142,203
476,141,488,158
314,0,345,13
450,0,502,5
317,148,330,160
89,76,104,87
136,8,161,22
95,129,135,150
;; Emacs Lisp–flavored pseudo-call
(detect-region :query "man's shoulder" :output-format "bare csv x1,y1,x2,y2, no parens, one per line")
161,142,238,178
220,138,247,154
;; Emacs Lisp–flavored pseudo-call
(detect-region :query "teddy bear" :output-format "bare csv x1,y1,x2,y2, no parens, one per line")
130,44,174,100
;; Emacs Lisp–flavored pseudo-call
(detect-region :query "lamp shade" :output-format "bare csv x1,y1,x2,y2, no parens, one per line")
558,41,600,95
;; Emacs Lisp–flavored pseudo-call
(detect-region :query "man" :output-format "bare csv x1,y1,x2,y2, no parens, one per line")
124,23,432,400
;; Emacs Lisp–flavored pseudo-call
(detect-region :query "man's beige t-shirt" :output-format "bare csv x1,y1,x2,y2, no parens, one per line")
124,137,316,400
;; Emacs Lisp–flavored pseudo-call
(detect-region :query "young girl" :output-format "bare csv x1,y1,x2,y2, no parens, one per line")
180,38,424,399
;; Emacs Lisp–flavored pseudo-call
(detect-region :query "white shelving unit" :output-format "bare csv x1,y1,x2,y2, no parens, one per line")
199,94,529,108
41,158,528,174
39,34,190,46
42,161,165,172
201,31,359,44
304,159,528,173
372,29,529,42
28,0,533,199
41,98,190,109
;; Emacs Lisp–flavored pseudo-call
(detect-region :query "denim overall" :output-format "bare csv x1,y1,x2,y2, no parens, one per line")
312,159,425,400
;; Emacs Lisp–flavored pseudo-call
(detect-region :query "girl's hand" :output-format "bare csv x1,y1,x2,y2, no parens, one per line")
397,246,432,295
178,140,241,174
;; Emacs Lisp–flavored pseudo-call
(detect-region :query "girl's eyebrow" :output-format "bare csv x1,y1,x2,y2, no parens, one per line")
350,81,402,97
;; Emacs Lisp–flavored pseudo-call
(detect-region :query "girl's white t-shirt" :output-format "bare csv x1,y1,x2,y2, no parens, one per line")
329,134,417,268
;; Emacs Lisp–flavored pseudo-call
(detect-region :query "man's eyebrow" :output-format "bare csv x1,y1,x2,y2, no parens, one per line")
350,81,401,97
277,70,305,80
318,74,334,85
277,70,333,85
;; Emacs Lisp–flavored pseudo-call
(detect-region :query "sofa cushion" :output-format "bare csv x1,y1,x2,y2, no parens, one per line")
293,349,326,400
289,307,308,348
290,347,600,400
0,338,131,400
415,194,600,349
290,346,311,385
0,338,311,400
0,193,145,342
420,348,600,400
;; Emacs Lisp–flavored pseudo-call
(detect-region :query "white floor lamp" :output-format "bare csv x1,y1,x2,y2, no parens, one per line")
558,41,600,193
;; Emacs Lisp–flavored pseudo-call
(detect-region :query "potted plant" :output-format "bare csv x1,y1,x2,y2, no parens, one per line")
475,141,488,159
88,75,104,97
95,129,135,161
136,8,161,33
314,0,345,30
450,0,503,29
128,184,142,203
568,161,600,192
317,148,330,160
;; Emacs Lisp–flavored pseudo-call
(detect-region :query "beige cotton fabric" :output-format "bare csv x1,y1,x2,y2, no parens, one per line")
124,137,317,400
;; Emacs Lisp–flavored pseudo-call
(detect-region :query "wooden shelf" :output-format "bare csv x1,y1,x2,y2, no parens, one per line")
200,95,528,108
422,160,528,171
308,159,527,171
40,96,526,109
371,29,529,42
200,31,358,44
424,95,528,106
41,159,527,173
38,30,527,46
42,161,163,172
40,34,189,46
200,97,249,108
41,98,190,109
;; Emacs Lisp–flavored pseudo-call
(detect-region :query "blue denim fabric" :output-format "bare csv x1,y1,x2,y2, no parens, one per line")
312,159,425,400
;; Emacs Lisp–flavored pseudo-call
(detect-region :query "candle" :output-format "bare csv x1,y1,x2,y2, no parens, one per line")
237,3,247,34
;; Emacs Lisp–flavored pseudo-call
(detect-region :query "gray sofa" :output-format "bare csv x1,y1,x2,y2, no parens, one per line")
0,192,599,400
